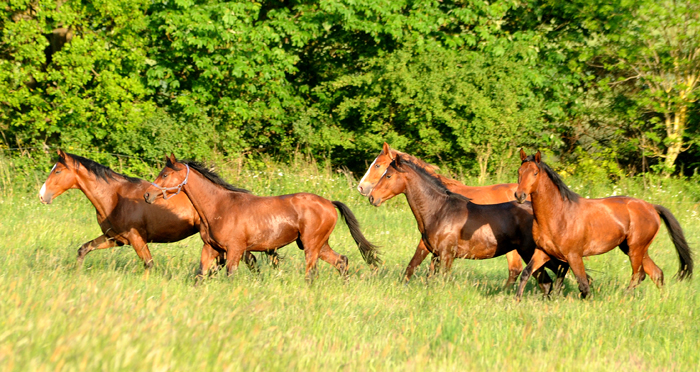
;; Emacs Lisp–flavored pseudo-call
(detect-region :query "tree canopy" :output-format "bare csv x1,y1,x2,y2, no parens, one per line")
2,0,699,179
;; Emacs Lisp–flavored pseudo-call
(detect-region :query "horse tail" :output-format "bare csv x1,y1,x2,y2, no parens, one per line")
332,201,382,267
655,205,693,280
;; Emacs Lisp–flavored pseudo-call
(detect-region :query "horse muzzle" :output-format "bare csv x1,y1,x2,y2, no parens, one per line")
39,184,53,204
514,191,527,204
368,195,382,207
357,183,371,196
144,191,157,204
39,194,53,204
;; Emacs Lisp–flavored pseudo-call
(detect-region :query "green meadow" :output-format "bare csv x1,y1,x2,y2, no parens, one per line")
1,160,699,371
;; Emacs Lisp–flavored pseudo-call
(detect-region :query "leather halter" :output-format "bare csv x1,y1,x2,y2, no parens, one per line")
151,164,190,200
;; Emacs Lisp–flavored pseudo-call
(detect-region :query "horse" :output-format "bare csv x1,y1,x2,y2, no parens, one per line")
143,154,381,282
514,149,694,299
39,150,268,270
357,142,527,284
367,155,570,293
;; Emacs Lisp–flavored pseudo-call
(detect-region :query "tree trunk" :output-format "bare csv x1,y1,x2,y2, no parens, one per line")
477,143,492,185
662,104,688,177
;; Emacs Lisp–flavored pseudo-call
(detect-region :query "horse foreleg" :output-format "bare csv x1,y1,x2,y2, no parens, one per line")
77,235,118,263
196,244,221,283
566,254,590,299
225,248,245,278
129,234,154,270
403,239,431,282
515,249,550,301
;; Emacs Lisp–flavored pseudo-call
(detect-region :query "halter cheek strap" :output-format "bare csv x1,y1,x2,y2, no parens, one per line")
151,164,190,200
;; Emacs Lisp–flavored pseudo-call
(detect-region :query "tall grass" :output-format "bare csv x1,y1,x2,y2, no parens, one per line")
0,155,699,371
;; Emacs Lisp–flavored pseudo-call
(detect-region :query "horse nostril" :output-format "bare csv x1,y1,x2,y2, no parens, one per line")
358,185,363,193
368,195,374,205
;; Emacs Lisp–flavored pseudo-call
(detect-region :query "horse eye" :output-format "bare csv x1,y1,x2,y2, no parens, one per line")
163,174,168,178
387,175,392,179
534,171,538,176
55,170,61,174
375,164,380,168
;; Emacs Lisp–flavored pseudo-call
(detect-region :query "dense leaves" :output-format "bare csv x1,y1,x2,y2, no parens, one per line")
1,0,699,178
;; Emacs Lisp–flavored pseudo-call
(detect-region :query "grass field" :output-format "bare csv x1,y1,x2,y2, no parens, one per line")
1,160,699,371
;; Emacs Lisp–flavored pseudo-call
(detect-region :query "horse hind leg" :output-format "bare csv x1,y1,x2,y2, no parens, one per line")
242,251,259,274
624,238,659,292
318,243,349,278
642,254,664,288
505,250,523,287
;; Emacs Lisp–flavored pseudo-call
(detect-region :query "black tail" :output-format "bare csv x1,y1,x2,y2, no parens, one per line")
655,205,693,280
333,201,382,267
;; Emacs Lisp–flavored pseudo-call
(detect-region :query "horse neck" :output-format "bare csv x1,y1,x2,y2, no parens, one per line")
181,170,243,228
73,168,124,219
530,172,569,225
402,169,450,233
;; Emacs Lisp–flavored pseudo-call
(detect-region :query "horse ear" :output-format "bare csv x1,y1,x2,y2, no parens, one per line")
535,150,541,163
169,153,178,163
382,142,392,157
394,154,402,167
519,148,527,161
57,149,65,158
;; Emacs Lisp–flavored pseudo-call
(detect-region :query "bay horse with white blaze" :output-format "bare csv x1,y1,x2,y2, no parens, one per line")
514,149,693,299
358,143,527,284
144,154,380,281
39,150,266,270
368,156,570,293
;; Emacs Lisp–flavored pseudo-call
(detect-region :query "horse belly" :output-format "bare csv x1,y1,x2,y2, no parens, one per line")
457,225,499,259
245,217,299,252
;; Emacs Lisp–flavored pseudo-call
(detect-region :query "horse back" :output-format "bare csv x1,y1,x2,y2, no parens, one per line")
445,182,519,204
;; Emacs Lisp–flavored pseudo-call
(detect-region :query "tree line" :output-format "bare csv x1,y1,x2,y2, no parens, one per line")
1,0,699,180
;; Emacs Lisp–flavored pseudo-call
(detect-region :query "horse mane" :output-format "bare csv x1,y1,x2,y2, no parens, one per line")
59,152,141,184
523,155,580,202
174,159,251,194
394,158,471,204
393,151,465,188
392,150,440,173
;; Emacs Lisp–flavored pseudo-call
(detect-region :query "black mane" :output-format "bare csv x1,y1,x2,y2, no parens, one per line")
171,159,250,194
393,159,471,204
59,152,141,183
523,155,580,202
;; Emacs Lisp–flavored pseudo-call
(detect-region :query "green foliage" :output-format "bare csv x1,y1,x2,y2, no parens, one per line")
1,0,699,178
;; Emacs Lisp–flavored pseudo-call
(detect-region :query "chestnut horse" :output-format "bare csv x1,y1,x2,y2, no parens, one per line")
514,150,693,299
368,156,569,293
39,150,265,270
358,142,526,284
144,154,380,281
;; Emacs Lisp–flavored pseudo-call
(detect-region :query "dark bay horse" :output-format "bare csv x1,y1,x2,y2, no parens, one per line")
143,154,380,281
514,149,694,299
358,142,526,284
39,150,265,270
367,155,568,293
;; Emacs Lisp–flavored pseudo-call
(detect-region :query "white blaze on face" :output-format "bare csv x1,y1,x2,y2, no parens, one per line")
40,164,57,202
357,156,378,194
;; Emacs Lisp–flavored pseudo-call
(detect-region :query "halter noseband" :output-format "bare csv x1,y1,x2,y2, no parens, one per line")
151,164,190,200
